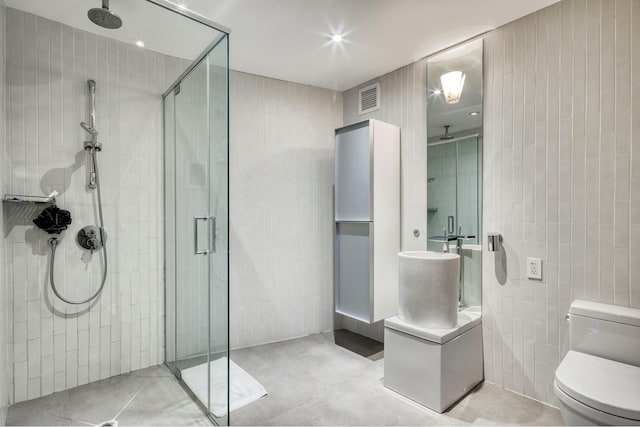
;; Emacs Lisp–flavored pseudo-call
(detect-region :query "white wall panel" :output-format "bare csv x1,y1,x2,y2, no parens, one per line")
229,71,343,349
483,0,639,406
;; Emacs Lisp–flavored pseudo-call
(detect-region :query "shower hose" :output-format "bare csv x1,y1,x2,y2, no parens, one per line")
47,148,108,305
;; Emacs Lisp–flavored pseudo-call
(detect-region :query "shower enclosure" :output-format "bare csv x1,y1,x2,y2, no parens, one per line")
163,23,230,426
2,0,230,421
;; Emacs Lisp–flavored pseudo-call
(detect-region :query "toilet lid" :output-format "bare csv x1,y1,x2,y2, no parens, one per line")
555,351,640,421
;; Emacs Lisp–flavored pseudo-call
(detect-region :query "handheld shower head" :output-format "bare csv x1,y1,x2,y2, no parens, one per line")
80,122,99,137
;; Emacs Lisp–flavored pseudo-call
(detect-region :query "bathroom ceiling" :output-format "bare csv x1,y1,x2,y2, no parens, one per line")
184,0,559,91
8,0,559,91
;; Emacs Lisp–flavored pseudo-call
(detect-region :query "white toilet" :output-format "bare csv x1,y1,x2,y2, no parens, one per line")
554,300,640,425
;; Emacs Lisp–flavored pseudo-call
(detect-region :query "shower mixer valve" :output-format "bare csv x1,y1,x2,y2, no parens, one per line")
77,225,106,254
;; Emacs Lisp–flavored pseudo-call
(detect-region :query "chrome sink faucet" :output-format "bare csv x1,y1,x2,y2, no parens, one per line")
443,227,450,253
454,226,477,307
456,227,465,253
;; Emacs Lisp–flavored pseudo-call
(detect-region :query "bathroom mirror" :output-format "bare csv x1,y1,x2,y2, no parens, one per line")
426,39,483,308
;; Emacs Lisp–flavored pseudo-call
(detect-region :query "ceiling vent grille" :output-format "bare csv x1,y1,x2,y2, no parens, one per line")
358,82,380,115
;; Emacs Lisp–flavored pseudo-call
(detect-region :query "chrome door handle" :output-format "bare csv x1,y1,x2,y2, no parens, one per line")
194,216,209,255
194,216,217,255
448,216,455,234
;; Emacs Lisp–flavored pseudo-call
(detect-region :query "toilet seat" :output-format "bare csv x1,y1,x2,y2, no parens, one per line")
555,351,640,422
554,383,640,426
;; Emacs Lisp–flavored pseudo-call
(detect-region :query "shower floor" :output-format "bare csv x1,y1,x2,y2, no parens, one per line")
5,365,210,426
6,332,563,426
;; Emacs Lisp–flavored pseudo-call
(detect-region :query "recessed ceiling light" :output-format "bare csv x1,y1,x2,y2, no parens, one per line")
469,111,480,116
433,89,442,95
331,34,344,43
135,40,145,48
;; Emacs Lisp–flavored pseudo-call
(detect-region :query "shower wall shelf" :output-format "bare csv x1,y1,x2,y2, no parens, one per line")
3,194,56,204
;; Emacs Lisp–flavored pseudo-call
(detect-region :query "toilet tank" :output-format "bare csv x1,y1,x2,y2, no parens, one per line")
568,300,640,367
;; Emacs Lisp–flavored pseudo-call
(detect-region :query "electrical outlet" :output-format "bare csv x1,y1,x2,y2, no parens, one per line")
527,257,542,280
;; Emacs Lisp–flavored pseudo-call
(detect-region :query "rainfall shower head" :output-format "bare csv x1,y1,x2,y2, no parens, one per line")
440,125,454,140
88,0,122,29
81,122,99,137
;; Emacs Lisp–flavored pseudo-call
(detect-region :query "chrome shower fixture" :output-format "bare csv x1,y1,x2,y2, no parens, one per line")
88,0,123,29
487,233,502,252
47,79,109,305
80,121,98,137
81,80,101,154
440,125,454,140
77,225,106,254
81,123,101,152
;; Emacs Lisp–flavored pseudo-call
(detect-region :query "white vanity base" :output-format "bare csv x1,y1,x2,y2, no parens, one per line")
383,308,483,413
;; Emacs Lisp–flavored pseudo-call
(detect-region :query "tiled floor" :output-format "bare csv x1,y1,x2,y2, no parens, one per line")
232,332,563,426
5,365,210,426
7,332,563,426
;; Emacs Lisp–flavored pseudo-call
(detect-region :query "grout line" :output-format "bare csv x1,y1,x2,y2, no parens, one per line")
111,371,157,421
71,418,98,426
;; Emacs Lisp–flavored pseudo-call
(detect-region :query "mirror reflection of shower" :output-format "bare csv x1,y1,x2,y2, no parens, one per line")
427,133,482,251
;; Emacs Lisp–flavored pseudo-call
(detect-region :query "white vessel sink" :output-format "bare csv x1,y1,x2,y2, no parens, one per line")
398,251,460,328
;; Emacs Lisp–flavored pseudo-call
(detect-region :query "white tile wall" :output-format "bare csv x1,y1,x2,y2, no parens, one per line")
340,60,429,341
229,71,343,349
483,0,640,406
4,9,188,403
0,0,8,423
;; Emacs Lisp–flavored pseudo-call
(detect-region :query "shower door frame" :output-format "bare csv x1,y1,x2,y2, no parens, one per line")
147,0,230,35
157,2,230,424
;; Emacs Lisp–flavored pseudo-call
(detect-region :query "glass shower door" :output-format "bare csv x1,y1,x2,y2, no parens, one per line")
174,53,212,418
164,34,229,426
206,37,229,426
